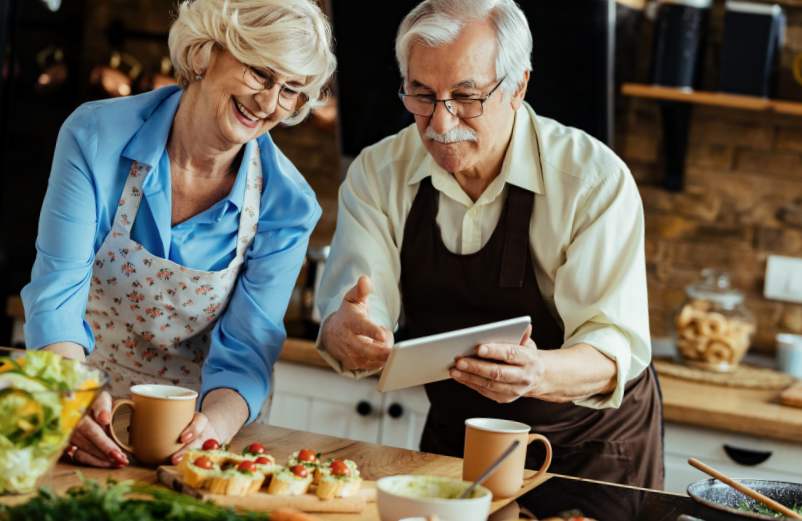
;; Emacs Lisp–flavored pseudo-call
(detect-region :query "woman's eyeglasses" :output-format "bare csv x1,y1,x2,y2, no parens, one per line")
242,65,308,112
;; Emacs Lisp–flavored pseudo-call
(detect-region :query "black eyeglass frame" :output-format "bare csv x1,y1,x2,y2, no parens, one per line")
397,76,507,119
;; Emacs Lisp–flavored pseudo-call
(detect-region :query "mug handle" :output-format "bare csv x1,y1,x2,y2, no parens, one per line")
109,399,135,453
527,433,552,480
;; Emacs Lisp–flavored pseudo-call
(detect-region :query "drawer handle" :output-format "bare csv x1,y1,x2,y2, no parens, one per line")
355,400,373,417
388,403,404,419
723,444,772,466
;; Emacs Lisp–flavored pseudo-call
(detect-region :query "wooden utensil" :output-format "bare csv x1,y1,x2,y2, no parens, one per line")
688,458,802,520
459,440,520,499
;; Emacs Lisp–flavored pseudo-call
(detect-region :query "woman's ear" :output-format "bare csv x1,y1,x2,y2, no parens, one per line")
510,70,530,110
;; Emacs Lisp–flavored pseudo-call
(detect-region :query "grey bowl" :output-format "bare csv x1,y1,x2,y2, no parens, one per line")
687,478,802,520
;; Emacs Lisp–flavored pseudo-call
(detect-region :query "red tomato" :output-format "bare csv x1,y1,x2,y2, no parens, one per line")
238,460,257,473
193,456,213,470
202,439,221,451
330,460,349,477
246,442,266,455
298,449,317,462
255,456,271,465
290,464,309,478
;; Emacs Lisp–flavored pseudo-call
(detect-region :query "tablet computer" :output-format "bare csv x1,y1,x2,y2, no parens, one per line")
376,315,531,392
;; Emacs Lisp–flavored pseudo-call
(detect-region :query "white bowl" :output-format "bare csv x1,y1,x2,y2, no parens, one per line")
377,475,492,521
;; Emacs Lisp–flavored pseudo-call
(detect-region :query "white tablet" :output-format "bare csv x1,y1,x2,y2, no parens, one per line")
376,316,531,392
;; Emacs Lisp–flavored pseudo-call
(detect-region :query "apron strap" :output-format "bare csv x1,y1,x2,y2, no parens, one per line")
233,143,263,261
499,186,534,288
110,161,150,236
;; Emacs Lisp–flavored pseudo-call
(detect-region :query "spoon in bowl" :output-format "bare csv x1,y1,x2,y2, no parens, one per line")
458,440,521,499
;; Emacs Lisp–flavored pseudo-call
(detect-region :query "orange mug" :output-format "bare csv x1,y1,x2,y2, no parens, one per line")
110,384,197,466
463,418,552,498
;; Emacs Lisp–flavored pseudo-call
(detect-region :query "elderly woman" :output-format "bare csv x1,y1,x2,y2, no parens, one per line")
21,0,336,468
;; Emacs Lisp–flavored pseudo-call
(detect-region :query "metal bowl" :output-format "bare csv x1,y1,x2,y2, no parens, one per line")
687,478,802,520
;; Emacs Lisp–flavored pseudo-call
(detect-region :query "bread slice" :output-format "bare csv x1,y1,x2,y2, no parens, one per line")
316,474,362,500
206,470,265,496
266,469,313,496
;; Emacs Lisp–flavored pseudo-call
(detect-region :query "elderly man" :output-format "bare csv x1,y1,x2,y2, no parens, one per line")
316,0,663,488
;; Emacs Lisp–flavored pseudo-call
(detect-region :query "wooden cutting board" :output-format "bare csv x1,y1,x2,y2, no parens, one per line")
157,465,549,516
780,381,802,408
157,466,375,513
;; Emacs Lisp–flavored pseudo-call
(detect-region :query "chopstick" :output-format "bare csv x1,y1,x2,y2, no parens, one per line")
688,458,802,520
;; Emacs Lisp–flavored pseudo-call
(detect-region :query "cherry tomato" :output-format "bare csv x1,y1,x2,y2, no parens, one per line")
246,442,266,455
202,439,221,451
330,460,349,477
193,456,213,470
238,460,257,473
298,449,317,462
291,464,309,478
255,456,271,465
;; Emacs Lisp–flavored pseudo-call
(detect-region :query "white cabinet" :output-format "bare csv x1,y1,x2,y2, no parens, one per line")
664,422,802,494
265,361,430,450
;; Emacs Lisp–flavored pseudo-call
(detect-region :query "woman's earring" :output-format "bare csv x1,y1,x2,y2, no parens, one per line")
195,74,203,81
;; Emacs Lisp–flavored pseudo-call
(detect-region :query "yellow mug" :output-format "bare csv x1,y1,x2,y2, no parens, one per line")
110,384,197,466
463,418,552,498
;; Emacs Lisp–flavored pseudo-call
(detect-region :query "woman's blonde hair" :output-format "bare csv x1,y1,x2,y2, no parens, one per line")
169,0,336,125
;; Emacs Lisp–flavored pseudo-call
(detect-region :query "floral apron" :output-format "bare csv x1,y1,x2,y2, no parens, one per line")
86,147,262,398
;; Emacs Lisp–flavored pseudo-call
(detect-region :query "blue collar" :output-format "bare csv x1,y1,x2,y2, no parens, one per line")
121,86,183,168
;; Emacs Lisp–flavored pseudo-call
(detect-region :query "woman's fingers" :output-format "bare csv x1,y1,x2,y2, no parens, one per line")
70,428,113,463
76,415,128,466
72,446,114,468
92,391,112,426
179,412,209,444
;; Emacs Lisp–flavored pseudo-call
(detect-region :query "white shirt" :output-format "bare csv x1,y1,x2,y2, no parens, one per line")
316,102,651,409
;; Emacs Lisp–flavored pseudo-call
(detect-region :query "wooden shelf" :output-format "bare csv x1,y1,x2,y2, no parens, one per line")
621,83,802,117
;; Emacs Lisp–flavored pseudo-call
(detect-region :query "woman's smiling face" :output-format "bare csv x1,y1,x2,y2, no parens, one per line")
195,47,306,146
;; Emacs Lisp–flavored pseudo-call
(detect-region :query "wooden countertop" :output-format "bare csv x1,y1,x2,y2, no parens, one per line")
14,425,548,520
278,338,802,444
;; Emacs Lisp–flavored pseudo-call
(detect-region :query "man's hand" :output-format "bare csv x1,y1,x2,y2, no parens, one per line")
450,325,551,404
320,275,393,372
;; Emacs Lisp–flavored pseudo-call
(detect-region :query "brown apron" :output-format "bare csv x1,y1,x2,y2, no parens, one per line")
397,177,664,489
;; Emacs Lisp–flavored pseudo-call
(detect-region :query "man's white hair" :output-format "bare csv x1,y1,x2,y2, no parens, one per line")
169,0,336,125
395,0,532,95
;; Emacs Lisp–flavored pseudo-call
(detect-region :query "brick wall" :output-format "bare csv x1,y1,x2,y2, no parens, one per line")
617,2,802,353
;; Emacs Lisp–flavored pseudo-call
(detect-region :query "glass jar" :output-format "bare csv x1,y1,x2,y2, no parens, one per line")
674,268,756,372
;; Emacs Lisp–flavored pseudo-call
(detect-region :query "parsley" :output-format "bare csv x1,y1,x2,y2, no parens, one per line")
737,500,802,518
0,479,269,521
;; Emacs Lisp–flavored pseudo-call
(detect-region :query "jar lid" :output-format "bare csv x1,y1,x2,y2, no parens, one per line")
686,268,744,309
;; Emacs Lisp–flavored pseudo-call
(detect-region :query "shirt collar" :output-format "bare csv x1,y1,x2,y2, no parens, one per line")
407,102,544,201
122,86,183,168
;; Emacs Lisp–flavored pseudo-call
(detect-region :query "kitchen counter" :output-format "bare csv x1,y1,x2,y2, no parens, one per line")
278,338,802,444
4,425,749,521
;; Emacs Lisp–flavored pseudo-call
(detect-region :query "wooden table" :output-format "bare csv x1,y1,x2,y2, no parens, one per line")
11,425,549,520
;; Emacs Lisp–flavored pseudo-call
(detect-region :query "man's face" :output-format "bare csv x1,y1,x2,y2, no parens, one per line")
405,20,524,176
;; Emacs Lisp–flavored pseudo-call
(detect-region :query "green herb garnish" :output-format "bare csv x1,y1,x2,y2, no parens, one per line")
0,479,269,520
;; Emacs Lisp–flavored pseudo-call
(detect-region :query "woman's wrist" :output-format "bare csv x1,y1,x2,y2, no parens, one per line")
200,388,248,443
42,342,87,361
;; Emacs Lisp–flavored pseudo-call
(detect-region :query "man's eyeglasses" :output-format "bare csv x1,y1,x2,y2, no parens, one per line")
242,65,308,113
398,77,506,119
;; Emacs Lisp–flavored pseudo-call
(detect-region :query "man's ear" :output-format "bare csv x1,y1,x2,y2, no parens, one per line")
510,70,530,110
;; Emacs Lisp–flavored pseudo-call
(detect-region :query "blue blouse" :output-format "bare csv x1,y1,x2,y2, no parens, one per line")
21,86,321,423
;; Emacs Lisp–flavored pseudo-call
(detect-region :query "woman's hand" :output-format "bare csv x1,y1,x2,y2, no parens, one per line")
170,412,225,465
64,390,129,467
171,388,248,465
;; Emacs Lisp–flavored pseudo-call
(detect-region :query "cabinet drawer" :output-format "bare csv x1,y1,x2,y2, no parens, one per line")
665,423,802,477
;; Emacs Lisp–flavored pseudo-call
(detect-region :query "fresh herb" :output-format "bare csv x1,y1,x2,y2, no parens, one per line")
737,500,802,518
0,479,269,521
